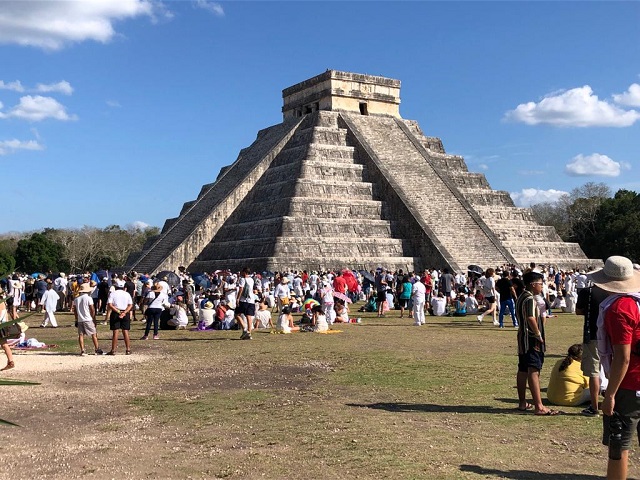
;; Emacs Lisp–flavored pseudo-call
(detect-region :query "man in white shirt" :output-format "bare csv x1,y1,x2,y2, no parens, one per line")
40,281,60,327
411,276,427,326
430,292,447,316
106,280,133,355
72,282,104,355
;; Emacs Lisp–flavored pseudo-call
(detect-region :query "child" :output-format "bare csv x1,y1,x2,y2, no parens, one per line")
311,304,329,332
276,306,299,333
334,300,350,323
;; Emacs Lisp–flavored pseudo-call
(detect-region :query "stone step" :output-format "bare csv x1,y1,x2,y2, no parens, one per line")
249,178,375,200
493,225,563,243
446,172,490,189
473,206,538,223
456,187,515,207
287,126,347,148
261,159,366,184
190,255,420,274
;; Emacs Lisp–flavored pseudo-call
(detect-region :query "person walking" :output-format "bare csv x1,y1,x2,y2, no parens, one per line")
40,281,59,328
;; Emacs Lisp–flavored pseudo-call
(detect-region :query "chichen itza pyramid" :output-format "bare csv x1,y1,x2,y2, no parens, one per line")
126,70,592,274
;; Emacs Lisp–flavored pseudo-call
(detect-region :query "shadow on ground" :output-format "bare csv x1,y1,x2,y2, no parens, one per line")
347,402,577,416
459,464,602,479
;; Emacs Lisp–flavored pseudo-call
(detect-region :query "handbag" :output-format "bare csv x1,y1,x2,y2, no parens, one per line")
0,320,29,339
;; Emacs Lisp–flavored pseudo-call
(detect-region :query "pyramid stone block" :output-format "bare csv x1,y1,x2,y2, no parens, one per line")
126,70,594,273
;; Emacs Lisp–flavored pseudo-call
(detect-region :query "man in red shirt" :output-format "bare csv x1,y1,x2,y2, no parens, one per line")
333,271,347,296
588,256,640,479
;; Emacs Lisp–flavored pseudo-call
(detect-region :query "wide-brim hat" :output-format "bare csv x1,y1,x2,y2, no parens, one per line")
203,301,214,309
587,256,640,294
78,283,92,294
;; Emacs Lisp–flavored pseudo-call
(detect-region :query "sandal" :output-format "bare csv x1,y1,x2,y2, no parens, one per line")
1,361,15,371
105,351,116,356
125,350,132,355
535,409,561,416
515,403,533,412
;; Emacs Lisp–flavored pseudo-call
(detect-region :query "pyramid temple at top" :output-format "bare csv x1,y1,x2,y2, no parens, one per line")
126,70,593,274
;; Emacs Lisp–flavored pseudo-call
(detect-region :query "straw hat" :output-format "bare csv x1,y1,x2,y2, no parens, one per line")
203,301,214,309
78,283,92,294
587,256,640,293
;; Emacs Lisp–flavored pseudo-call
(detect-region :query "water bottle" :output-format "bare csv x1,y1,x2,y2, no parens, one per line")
609,413,623,460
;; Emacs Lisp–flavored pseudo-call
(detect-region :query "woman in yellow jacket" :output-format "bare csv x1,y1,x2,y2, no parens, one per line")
547,344,590,407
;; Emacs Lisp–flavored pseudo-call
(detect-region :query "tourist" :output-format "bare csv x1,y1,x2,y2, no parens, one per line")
465,291,479,314
515,270,558,415
141,284,166,340
439,268,455,305
276,306,299,333
40,281,59,328
496,270,518,328
72,282,104,356
576,282,610,416
0,290,16,371
430,291,447,316
124,274,138,321
398,275,412,318
587,256,640,479
181,279,198,325
168,298,189,329
310,304,329,333
477,268,498,326
334,300,349,323
320,280,335,324
452,294,467,317
199,301,216,329
273,276,290,313
253,301,273,329
375,270,388,318
546,344,590,407
236,267,257,340
411,275,427,325
105,280,133,355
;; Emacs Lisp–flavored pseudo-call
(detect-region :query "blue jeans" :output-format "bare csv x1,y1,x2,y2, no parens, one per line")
144,307,162,336
499,299,517,327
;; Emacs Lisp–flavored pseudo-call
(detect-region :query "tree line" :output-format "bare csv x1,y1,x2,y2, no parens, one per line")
531,182,640,262
0,225,159,276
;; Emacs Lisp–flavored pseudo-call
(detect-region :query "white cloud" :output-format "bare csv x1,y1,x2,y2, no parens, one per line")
0,80,24,92
195,0,225,16
510,188,569,207
613,83,640,107
504,86,640,127
478,163,489,170
129,220,150,230
0,95,77,122
106,100,122,108
565,153,626,177
0,0,161,50
0,139,44,156
35,81,73,95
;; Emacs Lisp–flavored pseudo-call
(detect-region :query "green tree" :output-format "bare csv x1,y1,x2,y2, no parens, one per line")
580,190,640,261
14,233,67,273
0,250,15,276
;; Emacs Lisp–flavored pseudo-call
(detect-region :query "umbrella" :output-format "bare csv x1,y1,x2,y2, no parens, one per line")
30,272,43,278
333,291,352,304
156,271,181,287
359,270,375,283
304,298,320,310
342,269,358,292
192,273,211,289
467,265,483,276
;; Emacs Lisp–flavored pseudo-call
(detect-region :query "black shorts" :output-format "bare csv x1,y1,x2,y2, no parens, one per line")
236,301,256,317
486,296,496,304
377,290,387,302
399,298,410,308
110,311,131,331
603,389,640,450
518,349,544,372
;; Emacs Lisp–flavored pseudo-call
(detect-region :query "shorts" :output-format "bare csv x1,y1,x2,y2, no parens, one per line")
377,290,387,302
485,296,496,304
518,349,544,372
109,311,131,331
581,340,600,377
399,298,410,308
77,321,96,336
602,389,640,450
236,301,256,317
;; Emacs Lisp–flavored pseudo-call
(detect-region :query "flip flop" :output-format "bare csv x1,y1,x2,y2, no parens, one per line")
535,409,561,416
516,403,533,412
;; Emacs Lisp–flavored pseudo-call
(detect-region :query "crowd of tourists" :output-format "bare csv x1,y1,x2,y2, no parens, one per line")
2,256,640,478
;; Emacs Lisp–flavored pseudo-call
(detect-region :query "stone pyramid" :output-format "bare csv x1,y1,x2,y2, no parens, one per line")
126,70,592,274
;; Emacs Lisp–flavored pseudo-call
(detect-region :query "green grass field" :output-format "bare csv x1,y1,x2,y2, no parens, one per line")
2,305,633,479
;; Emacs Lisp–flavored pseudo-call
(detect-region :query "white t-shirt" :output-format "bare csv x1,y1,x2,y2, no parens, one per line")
411,281,426,303
238,276,255,303
483,276,495,297
276,313,292,333
431,297,447,316
41,289,59,311
274,283,290,299
254,309,272,329
74,294,94,322
199,307,215,327
108,290,133,311
314,312,329,332
146,290,168,309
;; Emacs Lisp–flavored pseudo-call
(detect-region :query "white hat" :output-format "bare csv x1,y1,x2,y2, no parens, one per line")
116,280,126,288
587,256,640,294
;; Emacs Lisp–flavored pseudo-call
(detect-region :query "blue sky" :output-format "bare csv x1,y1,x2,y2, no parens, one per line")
1,1,639,233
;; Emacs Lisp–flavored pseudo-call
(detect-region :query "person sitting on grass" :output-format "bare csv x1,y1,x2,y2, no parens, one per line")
276,306,299,333
306,304,328,332
253,301,273,329
198,301,216,329
334,300,350,323
452,294,467,317
465,291,479,314
430,292,447,316
546,344,590,407
168,298,189,329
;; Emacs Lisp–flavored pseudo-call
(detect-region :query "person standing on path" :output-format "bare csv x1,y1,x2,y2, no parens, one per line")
40,281,59,328
105,280,133,355
72,282,104,355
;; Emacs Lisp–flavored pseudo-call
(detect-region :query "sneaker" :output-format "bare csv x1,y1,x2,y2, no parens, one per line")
80,350,86,356
240,331,249,340
140,335,148,340
581,406,599,417
476,315,483,324
493,320,499,326
153,335,159,340
95,349,104,355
